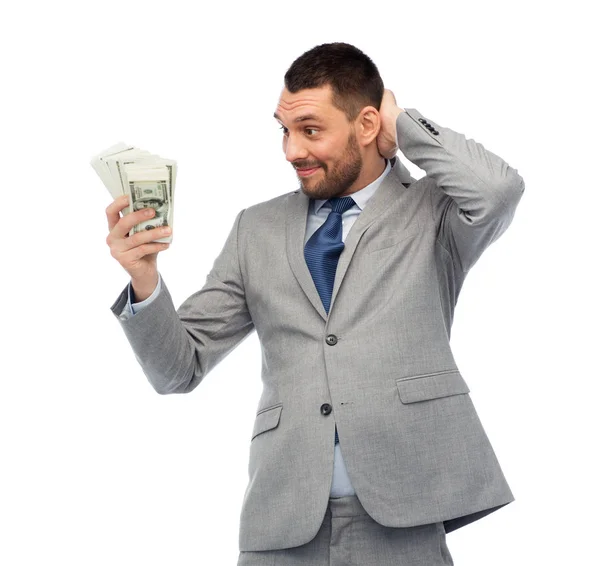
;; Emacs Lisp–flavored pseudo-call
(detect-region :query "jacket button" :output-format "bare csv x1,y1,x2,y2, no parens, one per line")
321,403,332,415
326,334,338,345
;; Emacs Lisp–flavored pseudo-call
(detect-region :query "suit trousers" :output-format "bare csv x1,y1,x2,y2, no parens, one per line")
237,494,454,566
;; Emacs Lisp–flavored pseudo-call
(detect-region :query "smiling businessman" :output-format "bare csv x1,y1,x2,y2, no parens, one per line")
106,42,525,565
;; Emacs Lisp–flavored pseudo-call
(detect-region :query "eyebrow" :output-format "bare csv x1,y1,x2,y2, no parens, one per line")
273,112,324,124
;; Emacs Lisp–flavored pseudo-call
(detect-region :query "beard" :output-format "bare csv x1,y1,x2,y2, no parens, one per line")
296,131,363,200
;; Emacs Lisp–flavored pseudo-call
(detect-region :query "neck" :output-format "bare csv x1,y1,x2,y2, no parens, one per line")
339,154,387,196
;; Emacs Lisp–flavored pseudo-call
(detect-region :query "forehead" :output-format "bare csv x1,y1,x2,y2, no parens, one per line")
274,85,340,123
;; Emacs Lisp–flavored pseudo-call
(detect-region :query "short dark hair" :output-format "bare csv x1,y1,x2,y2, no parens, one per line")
284,42,384,122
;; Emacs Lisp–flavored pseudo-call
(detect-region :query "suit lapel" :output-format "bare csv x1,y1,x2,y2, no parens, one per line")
285,157,413,322
286,184,329,321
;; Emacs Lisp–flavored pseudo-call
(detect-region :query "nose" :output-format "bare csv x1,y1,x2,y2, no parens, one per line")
283,133,308,163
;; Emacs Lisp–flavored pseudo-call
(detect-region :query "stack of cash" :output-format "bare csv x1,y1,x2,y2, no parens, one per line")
91,142,177,243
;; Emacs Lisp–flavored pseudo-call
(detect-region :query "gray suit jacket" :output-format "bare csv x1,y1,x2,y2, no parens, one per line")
111,108,525,552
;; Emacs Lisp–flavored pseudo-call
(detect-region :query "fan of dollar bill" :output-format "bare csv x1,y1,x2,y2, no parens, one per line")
90,142,177,243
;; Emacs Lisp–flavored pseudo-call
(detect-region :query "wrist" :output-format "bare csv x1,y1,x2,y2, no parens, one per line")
130,272,159,302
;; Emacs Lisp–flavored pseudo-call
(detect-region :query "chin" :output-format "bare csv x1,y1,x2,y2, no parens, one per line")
301,184,328,199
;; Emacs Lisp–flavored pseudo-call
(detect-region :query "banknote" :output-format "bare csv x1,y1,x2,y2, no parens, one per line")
123,160,175,243
90,142,136,200
91,143,177,243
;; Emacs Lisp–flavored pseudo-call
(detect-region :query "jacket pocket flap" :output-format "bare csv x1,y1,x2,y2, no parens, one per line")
396,370,470,404
251,404,282,440
363,229,420,253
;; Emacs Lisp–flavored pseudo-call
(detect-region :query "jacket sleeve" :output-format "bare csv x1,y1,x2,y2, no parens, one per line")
110,208,255,394
397,108,525,273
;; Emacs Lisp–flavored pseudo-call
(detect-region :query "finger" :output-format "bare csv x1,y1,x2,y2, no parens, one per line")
112,207,158,240
121,242,170,262
106,194,130,231
119,225,172,253
383,88,396,104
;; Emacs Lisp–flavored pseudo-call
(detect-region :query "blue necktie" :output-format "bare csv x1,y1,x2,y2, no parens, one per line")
304,196,356,445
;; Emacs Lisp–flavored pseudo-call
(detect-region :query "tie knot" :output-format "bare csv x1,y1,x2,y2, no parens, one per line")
327,196,355,215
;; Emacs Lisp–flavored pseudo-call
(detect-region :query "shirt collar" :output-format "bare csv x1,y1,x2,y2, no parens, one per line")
313,158,392,214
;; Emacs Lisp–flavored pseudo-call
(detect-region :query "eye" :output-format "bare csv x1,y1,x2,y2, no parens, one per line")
305,128,318,136
279,125,289,135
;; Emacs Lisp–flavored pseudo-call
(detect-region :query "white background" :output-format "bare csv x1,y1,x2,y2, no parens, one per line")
1,0,598,564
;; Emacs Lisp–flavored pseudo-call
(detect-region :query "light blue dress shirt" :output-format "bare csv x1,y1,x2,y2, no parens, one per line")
123,158,392,497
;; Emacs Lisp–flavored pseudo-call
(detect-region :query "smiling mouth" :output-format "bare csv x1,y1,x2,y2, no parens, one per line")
296,166,321,177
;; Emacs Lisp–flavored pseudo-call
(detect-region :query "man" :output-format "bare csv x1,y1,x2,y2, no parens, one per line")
106,42,524,565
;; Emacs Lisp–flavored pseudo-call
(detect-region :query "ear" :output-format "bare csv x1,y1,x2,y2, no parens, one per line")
355,106,381,147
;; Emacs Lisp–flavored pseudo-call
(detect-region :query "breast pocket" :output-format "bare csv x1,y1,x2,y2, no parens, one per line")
396,369,470,404
251,403,283,441
363,228,420,254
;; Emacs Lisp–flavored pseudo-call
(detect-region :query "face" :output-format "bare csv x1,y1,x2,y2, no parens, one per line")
274,85,363,200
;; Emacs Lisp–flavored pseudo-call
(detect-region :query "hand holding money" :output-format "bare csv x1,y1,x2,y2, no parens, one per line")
91,142,177,243
92,142,177,300
105,194,170,301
